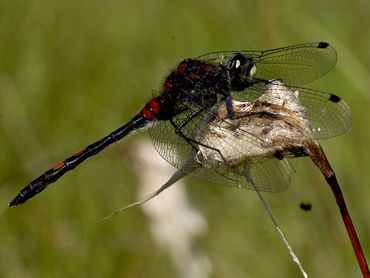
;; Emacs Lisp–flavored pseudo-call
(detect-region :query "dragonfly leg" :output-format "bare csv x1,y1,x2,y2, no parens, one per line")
170,110,232,168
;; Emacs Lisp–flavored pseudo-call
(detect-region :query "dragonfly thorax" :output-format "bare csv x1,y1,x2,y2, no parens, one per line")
157,59,230,119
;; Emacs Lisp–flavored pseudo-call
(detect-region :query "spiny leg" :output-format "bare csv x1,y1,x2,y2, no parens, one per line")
170,115,231,168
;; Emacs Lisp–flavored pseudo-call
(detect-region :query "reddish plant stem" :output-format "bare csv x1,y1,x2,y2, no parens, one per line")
309,142,369,277
326,174,370,278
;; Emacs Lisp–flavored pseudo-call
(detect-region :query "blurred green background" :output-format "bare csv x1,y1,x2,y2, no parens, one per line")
0,0,369,277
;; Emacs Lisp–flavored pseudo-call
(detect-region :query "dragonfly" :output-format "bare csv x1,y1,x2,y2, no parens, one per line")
8,41,369,275
9,41,336,206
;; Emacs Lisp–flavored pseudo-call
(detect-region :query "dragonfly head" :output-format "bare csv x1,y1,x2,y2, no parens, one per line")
227,53,256,91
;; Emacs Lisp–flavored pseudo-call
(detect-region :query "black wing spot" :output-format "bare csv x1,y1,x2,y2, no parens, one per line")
318,42,329,49
273,150,284,160
329,93,341,103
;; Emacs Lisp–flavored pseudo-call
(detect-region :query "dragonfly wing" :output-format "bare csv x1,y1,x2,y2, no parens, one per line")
232,82,352,139
149,100,268,172
149,101,292,192
294,88,352,139
190,157,293,192
198,42,337,85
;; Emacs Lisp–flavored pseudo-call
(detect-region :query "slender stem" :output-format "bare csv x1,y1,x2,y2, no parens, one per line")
249,177,308,277
309,142,369,277
326,175,370,278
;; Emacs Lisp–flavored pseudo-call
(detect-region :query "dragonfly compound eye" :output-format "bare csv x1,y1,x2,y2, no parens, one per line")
227,53,255,91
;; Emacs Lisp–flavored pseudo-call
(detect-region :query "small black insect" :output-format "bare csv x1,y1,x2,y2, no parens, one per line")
300,202,312,211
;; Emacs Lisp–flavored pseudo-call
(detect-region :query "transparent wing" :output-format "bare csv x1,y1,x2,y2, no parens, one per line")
149,101,292,192
150,102,263,172
231,82,352,139
188,156,292,192
295,88,352,139
197,42,337,85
